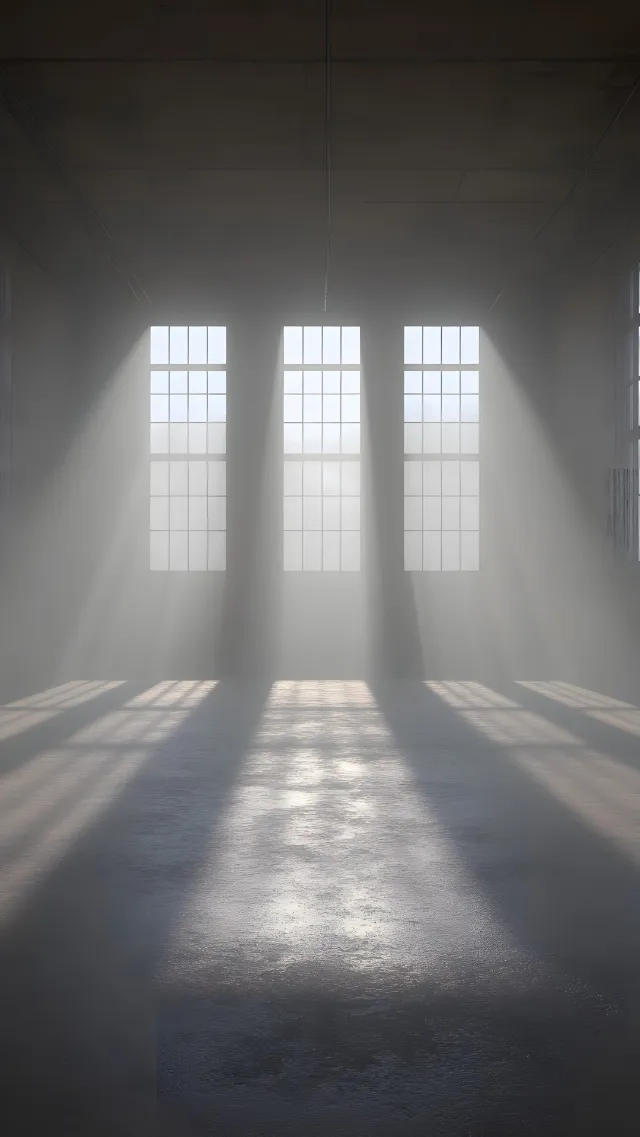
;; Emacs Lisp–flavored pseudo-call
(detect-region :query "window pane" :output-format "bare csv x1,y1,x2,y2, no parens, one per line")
189,370,207,394
208,497,226,530
189,460,207,495
341,423,360,453
323,497,340,529
170,370,188,393
441,424,460,453
461,395,479,422
284,394,303,422
189,531,207,570
341,327,360,365
424,461,442,495
170,461,188,495
304,393,322,422
405,422,423,453
323,369,341,393
323,530,341,570
189,496,207,531
151,395,169,422
404,326,422,365
303,326,322,364
442,370,460,394
170,423,188,453
189,394,207,422
442,530,461,570
303,531,322,569
423,496,441,530
303,370,322,394
442,395,460,422
323,462,341,495
303,423,322,453
284,326,302,365
461,530,480,571
207,326,226,364
442,461,460,496
423,532,441,571
170,394,188,422
189,423,207,453
323,393,341,422
150,326,169,365
460,423,479,453
151,424,169,454
207,394,226,422
208,531,226,570
423,371,441,394
342,497,360,530
404,369,422,394
284,369,302,393
342,370,360,394
404,497,422,530
170,326,188,364
404,394,422,423
323,424,341,453
151,370,169,394
461,496,480,530
423,327,441,364
303,461,322,495
323,326,341,364
423,394,441,422
423,424,440,453
461,370,479,394
189,326,207,364
341,531,360,570
208,422,226,453
441,497,460,530
284,424,303,453
460,326,480,365
442,326,460,364
170,497,188,531
208,370,226,393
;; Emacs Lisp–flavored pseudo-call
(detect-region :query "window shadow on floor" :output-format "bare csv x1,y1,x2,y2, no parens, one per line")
0,678,271,1137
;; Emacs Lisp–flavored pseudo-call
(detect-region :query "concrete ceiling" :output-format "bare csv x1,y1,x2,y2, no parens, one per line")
1,1,640,316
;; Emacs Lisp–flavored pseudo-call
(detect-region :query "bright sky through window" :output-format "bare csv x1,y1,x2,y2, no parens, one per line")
149,325,226,571
283,326,361,571
403,326,480,571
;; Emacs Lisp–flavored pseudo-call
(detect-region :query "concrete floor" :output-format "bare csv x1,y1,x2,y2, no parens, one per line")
1,678,640,1135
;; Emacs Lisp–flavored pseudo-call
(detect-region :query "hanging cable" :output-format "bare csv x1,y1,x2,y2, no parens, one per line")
323,0,332,312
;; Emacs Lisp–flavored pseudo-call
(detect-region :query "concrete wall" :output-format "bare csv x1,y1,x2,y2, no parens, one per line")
0,229,77,692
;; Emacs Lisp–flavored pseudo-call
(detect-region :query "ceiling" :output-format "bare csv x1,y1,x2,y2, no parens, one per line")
1,0,640,317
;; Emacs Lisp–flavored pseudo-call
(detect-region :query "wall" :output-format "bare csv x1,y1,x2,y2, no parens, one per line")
550,226,640,697
0,229,77,694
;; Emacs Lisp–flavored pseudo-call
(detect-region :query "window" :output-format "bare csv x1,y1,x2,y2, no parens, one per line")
283,326,361,571
149,325,226,571
403,326,480,571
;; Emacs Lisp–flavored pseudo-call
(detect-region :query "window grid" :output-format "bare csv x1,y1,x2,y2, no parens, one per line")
149,326,226,571
403,326,480,572
283,326,361,571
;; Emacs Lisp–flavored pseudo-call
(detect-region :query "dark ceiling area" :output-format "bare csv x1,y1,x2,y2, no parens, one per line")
2,1,640,316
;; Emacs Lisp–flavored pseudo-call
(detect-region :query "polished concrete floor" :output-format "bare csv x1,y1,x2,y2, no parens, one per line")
1,678,640,1135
